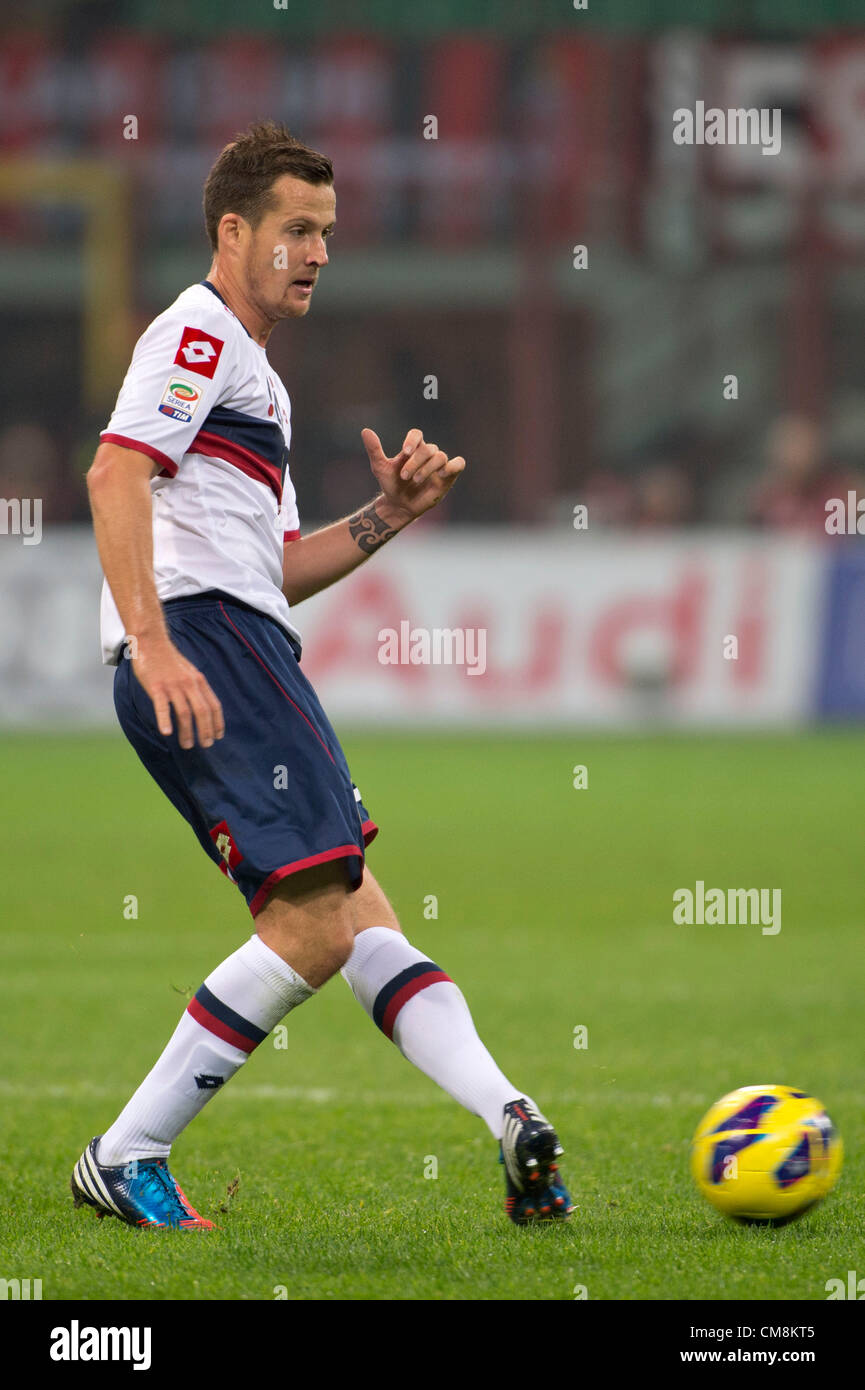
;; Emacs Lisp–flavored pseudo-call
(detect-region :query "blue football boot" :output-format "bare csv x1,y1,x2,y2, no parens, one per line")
71,1137,214,1229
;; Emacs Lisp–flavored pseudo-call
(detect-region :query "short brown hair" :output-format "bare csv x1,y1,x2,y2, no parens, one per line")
203,120,333,252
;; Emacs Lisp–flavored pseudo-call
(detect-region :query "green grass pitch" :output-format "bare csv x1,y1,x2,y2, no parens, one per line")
0,727,862,1301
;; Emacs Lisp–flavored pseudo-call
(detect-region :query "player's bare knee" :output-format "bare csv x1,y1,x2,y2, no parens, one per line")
321,919,356,973
255,915,353,988
255,860,358,984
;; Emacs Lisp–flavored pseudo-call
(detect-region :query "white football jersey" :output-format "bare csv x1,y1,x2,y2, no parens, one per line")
98,280,302,664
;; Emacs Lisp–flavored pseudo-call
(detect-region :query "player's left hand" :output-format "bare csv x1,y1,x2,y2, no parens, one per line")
361,428,465,521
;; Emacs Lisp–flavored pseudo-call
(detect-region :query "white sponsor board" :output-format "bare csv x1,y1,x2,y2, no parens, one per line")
297,529,821,726
0,527,820,728
0,526,114,725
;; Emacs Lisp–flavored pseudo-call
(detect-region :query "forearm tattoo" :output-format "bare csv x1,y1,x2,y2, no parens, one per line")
348,499,401,556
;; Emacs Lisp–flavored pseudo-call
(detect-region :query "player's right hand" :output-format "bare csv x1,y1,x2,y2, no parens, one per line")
129,639,225,750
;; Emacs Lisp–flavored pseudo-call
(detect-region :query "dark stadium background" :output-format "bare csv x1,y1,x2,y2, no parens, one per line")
3,1,864,533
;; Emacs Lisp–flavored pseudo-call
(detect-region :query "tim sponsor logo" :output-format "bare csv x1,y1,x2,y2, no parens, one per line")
49,1320,152,1371
158,375,202,423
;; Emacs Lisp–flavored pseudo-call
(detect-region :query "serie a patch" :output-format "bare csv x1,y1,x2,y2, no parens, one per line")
158,375,203,423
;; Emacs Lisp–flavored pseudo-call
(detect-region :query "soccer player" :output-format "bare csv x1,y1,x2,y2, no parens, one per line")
72,121,572,1230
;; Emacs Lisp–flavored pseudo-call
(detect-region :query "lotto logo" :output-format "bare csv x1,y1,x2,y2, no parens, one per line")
209,819,243,872
194,1073,225,1091
173,325,224,378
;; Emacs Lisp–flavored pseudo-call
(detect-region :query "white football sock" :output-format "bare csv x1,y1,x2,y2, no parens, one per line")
97,933,314,1166
341,926,521,1139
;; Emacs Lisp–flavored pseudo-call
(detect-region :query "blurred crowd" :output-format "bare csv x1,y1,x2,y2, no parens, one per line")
579,412,865,536
2,24,863,534
2,407,862,534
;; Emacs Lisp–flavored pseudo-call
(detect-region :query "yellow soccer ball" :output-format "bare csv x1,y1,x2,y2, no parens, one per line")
691,1084,842,1225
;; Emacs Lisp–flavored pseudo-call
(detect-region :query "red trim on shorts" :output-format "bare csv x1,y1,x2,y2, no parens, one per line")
361,818,379,846
218,602,336,765
248,845,365,917
283,529,301,543
100,433,177,476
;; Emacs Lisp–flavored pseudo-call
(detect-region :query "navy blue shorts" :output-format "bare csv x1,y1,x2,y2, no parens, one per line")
114,590,378,917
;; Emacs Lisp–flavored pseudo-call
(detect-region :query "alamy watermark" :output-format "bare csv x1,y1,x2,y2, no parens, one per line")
378,622,486,676
0,498,42,545
0,1277,42,1300
825,493,865,535
826,1270,865,1299
673,102,781,157
49,1322,151,1370
673,881,782,935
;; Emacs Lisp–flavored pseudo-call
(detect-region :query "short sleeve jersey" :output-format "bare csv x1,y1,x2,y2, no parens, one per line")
98,280,302,664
